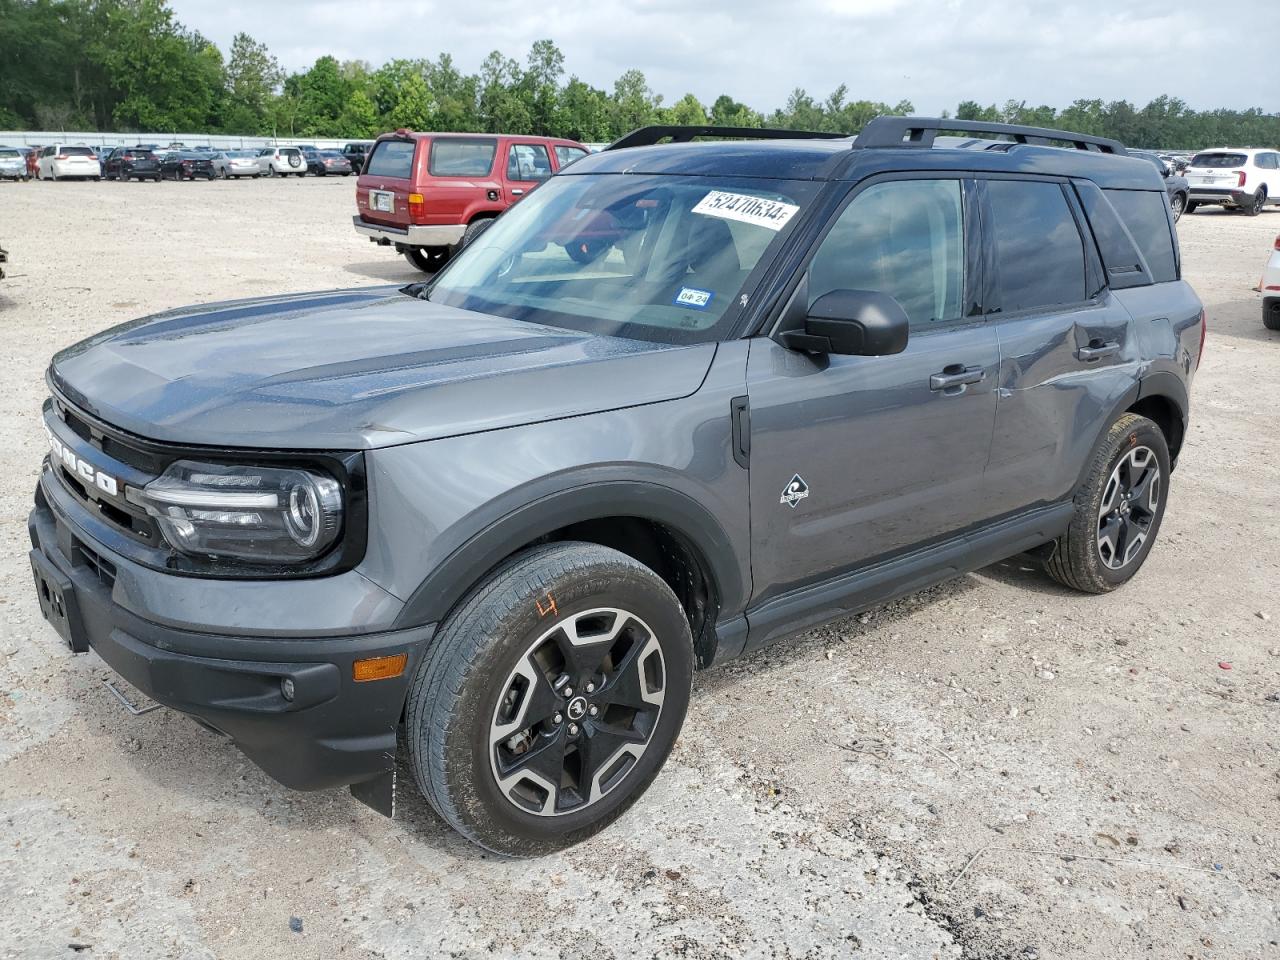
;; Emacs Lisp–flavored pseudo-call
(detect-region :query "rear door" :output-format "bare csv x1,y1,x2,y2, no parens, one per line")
982,176,1135,517
746,176,999,607
502,141,553,204
357,137,420,228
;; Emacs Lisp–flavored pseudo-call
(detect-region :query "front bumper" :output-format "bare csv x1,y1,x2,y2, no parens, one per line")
28,489,433,794
352,215,465,248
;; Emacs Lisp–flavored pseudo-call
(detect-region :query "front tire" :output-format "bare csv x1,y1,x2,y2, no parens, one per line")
1043,413,1170,594
405,542,694,857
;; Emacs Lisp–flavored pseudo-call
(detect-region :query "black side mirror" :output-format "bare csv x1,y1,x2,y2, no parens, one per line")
780,289,909,356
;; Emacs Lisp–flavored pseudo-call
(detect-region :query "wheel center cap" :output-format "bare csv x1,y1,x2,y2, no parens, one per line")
567,696,588,721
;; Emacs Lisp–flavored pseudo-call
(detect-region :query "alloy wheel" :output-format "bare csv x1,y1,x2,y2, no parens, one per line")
489,607,666,817
1097,445,1160,570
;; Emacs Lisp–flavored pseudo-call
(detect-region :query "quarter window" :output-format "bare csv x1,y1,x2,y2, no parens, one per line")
986,180,1087,312
1103,189,1177,283
507,143,552,182
808,179,966,331
555,145,588,168
428,138,497,177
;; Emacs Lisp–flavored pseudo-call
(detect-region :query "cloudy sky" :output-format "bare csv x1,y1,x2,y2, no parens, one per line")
168,0,1274,114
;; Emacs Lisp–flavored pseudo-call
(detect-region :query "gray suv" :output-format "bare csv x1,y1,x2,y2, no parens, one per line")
28,118,1204,856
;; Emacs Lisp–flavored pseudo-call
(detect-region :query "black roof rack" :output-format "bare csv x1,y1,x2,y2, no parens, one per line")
606,125,847,151
853,117,1127,155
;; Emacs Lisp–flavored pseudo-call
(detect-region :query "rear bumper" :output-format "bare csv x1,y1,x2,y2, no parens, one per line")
1188,187,1249,205
28,492,433,793
352,216,465,248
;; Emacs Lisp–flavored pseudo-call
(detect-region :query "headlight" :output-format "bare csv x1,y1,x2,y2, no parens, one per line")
126,460,344,563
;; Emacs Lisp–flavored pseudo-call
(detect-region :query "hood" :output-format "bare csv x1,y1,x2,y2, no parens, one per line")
49,287,715,450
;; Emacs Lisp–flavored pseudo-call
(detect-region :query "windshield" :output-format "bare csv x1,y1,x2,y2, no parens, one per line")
0,149,19,158
426,173,819,344
1191,152,1246,168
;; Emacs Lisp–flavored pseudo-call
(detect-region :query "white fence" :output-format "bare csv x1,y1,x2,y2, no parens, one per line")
0,131,366,150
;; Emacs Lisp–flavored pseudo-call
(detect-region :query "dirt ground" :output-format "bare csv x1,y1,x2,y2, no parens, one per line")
0,176,1277,960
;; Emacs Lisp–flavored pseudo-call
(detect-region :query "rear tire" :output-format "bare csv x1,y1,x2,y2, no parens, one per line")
1185,201,1200,214
1043,413,1170,594
1264,298,1280,332
1169,193,1185,222
404,246,452,273
1243,190,1266,216
404,542,694,856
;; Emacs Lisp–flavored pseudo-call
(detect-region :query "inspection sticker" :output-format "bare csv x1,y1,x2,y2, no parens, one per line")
674,286,714,309
692,190,799,231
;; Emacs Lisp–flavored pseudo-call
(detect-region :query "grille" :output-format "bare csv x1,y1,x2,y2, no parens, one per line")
74,539,117,589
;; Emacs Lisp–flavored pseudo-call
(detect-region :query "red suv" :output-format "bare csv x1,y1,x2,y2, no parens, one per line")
353,130,589,272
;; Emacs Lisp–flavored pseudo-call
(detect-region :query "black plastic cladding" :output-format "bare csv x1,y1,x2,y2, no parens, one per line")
47,388,368,580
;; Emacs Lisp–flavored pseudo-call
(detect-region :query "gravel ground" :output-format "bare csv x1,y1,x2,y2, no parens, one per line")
0,177,1277,960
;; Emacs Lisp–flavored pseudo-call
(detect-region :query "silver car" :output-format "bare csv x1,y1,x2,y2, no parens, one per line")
213,150,262,179
0,147,28,181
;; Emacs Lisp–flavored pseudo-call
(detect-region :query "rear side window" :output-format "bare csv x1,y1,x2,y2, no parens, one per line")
1191,152,1246,168
809,179,966,331
428,138,497,177
364,140,416,179
1256,153,1279,170
1103,190,1177,283
986,180,1087,312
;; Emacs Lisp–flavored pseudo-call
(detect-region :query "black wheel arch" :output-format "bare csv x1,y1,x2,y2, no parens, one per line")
1077,373,1188,493
393,481,743,668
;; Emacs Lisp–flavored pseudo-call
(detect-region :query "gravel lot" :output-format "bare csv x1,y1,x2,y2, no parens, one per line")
1,177,1277,960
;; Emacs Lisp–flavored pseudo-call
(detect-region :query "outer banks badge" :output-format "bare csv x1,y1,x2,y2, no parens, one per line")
780,474,809,508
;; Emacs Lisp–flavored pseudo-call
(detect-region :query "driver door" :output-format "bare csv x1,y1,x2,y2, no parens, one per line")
745,176,998,609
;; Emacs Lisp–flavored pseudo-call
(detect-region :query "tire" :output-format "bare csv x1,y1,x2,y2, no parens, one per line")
1243,189,1266,217
1264,298,1280,332
405,542,694,856
1185,201,1200,214
404,246,452,272
462,217,494,247
119,171,128,182
266,165,276,178
1043,413,1170,594
1169,192,1185,223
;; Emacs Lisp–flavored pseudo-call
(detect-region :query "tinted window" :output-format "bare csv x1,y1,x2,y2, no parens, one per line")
1191,152,1247,168
364,139,416,178
428,138,496,177
507,143,552,182
555,145,588,167
1104,190,1177,283
1256,153,1279,170
809,179,966,331
987,180,1086,312
61,146,93,157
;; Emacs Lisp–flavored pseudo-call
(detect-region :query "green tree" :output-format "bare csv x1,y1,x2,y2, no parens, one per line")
663,92,707,126
611,69,659,137
223,31,280,133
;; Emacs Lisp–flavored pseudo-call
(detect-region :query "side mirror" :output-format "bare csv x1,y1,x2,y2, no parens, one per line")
780,289,909,356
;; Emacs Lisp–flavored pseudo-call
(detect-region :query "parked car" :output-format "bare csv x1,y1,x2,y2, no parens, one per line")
29,117,1203,856
1184,148,1280,216
0,147,28,180
35,144,101,181
212,150,261,179
256,146,306,177
354,129,590,271
1131,151,1190,221
342,141,374,173
312,150,353,176
102,147,161,182
1262,233,1280,330
160,151,215,180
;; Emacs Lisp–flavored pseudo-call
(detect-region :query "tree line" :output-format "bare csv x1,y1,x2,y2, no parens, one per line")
2,0,1277,149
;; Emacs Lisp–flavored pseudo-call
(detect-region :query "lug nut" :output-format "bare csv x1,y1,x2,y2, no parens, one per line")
568,723,579,736
585,682,595,693
563,687,573,698
553,712,563,725
588,705,599,717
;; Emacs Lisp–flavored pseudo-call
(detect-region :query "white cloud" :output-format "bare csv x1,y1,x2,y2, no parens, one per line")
171,0,1275,113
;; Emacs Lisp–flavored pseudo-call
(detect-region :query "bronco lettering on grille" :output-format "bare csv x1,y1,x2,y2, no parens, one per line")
45,427,120,497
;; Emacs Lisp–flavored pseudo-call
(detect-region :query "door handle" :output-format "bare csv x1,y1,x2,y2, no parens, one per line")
929,364,986,392
511,188,524,196
1076,339,1121,362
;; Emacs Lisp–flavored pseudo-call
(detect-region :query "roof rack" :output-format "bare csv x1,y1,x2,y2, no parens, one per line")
853,117,1127,155
606,125,847,151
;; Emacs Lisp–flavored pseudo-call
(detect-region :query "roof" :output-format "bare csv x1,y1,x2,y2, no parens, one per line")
568,135,1163,190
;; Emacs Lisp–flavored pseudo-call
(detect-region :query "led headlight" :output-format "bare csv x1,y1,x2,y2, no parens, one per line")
127,460,343,563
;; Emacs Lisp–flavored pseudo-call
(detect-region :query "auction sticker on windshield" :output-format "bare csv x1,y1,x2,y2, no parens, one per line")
692,191,798,231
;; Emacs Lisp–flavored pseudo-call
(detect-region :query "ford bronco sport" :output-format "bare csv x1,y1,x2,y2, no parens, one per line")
29,119,1203,856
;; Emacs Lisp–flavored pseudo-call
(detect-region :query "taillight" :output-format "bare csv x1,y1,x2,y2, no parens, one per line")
1273,234,1280,251
408,192,426,222
55,154,67,160
1238,170,1247,187
1197,309,1207,369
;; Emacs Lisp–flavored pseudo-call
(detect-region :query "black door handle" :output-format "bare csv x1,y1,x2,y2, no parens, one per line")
930,364,986,392
1076,339,1121,362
